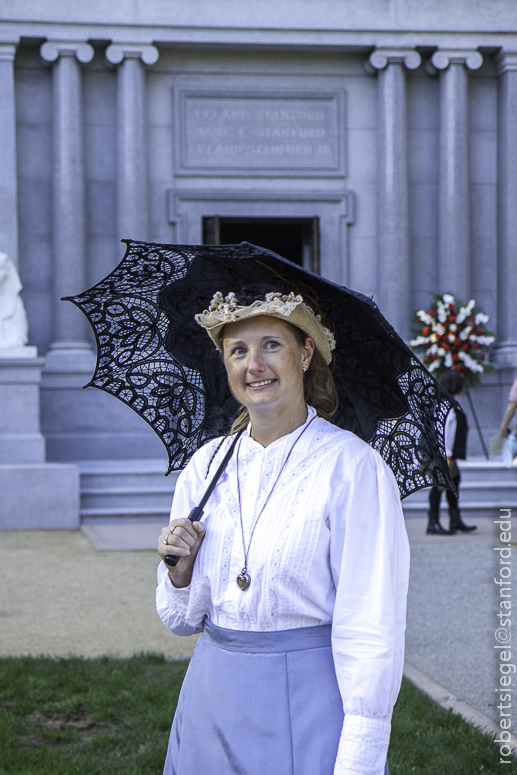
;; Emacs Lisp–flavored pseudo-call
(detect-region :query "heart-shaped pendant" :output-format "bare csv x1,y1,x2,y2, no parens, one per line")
236,571,251,591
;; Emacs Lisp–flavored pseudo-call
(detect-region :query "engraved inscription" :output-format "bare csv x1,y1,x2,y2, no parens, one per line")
181,94,340,171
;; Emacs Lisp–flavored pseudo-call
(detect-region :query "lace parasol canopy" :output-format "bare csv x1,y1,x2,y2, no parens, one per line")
64,240,455,499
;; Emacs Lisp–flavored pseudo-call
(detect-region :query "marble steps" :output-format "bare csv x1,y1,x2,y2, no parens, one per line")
79,459,178,522
402,460,517,518
78,458,517,523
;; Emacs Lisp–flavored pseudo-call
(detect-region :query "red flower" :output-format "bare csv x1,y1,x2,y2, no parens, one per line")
453,354,460,363
454,337,461,346
474,342,481,350
453,365,461,371
422,327,430,335
462,343,469,351
428,310,435,317
449,315,456,323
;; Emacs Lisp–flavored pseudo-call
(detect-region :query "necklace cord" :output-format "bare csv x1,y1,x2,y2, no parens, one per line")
236,415,317,577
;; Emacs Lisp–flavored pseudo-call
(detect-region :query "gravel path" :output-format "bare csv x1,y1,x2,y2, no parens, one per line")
0,530,198,658
405,516,516,736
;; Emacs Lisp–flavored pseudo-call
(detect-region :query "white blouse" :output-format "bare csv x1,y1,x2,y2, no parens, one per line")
444,409,457,457
156,406,410,775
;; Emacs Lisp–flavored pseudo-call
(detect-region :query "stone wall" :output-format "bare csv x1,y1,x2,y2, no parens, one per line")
1,3,517,466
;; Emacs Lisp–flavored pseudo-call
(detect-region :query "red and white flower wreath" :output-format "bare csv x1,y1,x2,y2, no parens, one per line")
410,294,494,386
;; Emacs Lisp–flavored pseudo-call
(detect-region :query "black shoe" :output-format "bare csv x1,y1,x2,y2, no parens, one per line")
449,509,477,532
426,513,456,535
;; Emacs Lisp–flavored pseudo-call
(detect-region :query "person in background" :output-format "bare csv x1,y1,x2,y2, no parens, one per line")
427,370,477,535
500,375,517,438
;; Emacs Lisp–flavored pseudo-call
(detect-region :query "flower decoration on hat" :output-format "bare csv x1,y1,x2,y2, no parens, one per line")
196,290,336,364
410,293,495,387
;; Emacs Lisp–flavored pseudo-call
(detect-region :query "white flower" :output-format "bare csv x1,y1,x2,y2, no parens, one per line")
435,323,445,336
475,312,489,325
443,294,455,305
459,351,484,373
459,327,470,341
410,336,428,347
437,347,446,356
477,335,495,346
430,333,438,343
429,360,440,372
450,323,457,332
416,309,434,325
437,301,447,323
445,352,453,368
448,333,456,343
456,308,467,325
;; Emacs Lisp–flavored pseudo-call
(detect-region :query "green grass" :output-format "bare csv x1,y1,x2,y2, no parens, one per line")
0,655,514,775
390,678,517,775
0,654,188,774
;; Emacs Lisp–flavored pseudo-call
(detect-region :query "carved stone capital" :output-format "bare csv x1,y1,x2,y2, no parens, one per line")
366,48,421,74
105,43,159,67
0,41,19,63
495,50,517,75
40,40,94,65
431,49,483,71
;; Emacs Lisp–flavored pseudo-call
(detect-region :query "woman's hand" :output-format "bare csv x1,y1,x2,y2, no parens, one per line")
158,520,206,588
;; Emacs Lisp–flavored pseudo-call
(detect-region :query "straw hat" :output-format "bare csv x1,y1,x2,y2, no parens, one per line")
195,291,336,364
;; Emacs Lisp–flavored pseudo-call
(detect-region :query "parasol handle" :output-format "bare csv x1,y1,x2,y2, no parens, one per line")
164,430,243,568
164,507,204,567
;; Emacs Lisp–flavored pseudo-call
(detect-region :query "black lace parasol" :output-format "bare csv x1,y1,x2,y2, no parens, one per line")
64,240,456,499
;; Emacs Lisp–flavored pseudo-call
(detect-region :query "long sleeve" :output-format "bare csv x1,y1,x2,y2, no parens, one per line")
155,448,211,636
444,409,457,457
329,446,410,775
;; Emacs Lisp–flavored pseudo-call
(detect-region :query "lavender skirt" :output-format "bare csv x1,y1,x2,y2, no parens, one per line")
163,620,389,775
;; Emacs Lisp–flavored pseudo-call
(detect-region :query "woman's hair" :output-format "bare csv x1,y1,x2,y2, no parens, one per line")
438,369,463,396
225,321,339,435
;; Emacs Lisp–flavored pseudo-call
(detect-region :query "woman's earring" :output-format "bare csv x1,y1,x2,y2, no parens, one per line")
302,363,308,373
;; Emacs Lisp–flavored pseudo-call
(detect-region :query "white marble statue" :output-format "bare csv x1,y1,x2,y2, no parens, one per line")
0,252,29,349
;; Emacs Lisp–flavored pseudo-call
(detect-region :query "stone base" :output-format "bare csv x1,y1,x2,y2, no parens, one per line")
0,355,46,463
0,464,80,529
0,346,38,359
41,367,164,462
0,434,46,464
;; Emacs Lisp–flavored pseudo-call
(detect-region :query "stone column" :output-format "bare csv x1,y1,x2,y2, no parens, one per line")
105,44,159,246
368,48,421,341
493,51,517,368
431,49,483,301
0,40,19,267
40,40,95,369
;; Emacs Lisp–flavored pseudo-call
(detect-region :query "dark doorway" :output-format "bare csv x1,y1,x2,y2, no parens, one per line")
202,216,319,273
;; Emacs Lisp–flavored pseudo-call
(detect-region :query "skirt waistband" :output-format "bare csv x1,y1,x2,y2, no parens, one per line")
203,619,332,653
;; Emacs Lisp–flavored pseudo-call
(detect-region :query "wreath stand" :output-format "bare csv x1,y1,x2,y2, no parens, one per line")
464,384,489,460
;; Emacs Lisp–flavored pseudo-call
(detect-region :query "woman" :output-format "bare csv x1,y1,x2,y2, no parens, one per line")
156,290,410,775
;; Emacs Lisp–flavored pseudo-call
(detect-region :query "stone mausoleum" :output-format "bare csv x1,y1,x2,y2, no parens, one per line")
1,1,516,528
